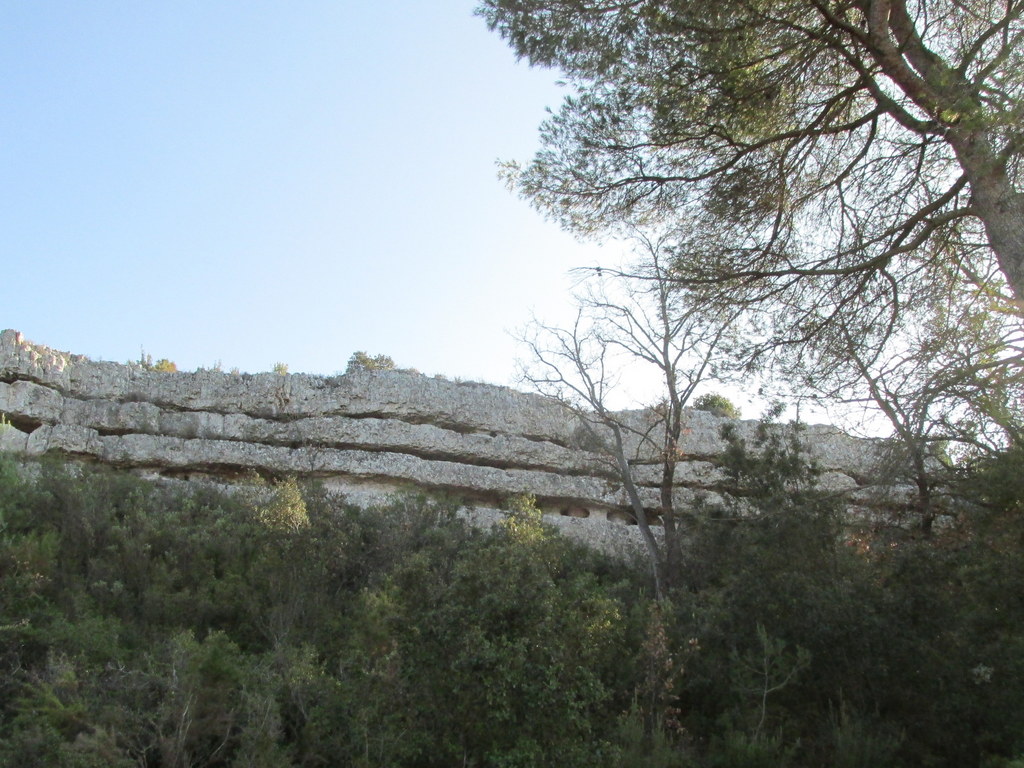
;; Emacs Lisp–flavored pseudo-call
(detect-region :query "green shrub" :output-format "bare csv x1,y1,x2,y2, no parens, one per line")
605,703,694,767
830,703,901,768
960,444,1024,514
693,393,741,419
706,730,796,768
2,452,1023,767
346,351,396,373
137,352,177,372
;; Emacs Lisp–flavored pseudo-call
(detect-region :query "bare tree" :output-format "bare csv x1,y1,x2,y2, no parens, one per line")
520,234,742,598
775,257,1024,531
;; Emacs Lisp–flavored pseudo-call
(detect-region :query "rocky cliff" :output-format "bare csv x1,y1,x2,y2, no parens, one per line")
0,330,911,548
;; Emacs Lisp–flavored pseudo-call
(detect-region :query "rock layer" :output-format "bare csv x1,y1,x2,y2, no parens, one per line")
0,330,909,542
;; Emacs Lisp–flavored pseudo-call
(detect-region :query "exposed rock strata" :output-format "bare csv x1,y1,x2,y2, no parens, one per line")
0,330,913,549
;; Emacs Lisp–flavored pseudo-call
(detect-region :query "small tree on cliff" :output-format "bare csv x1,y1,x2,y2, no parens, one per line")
346,351,396,374
520,233,742,599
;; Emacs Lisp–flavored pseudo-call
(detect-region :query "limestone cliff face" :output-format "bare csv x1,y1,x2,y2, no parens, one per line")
0,330,908,538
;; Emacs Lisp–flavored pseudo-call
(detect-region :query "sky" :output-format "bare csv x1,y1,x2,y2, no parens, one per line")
2,1,633,388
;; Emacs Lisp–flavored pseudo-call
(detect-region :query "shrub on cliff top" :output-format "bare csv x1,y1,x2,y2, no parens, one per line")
346,351,396,373
138,351,177,373
694,393,741,419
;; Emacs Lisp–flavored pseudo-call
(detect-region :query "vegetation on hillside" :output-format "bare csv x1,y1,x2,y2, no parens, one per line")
1,435,1022,767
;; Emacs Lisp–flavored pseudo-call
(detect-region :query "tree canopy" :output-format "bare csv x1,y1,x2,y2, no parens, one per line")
478,0,1024,317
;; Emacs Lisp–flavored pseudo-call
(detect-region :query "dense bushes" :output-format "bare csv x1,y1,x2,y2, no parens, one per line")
0,464,635,767
0,445,1022,766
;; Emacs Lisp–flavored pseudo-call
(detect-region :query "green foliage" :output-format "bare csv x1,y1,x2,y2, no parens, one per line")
603,700,694,768
500,492,548,543
829,702,902,768
0,461,634,766
728,624,810,740
272,361,289,375
961,444,1024,515
138,351,177,373
346,351,396,374
705,730,796,768
256,477,309,532
0,451,1023,766
479,0,1024,306
693,393,741,419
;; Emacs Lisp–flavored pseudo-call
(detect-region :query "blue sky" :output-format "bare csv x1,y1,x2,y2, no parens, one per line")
3,1,623,384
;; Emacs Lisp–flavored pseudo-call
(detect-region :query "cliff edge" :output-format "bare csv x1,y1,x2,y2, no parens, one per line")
0,330,908,540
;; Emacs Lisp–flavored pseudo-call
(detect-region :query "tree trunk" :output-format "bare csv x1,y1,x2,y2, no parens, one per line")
942,123,1024,304
857,0,1024,304
660,460,679,593
967,172,1024,306
610,423,665,601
